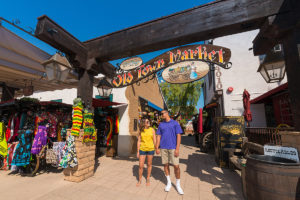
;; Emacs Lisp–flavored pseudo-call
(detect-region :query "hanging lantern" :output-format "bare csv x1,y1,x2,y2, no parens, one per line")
42,53,72,82
97,78,113,97
257,61,286,83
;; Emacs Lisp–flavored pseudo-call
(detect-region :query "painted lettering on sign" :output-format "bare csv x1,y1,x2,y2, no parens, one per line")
111,44,231,88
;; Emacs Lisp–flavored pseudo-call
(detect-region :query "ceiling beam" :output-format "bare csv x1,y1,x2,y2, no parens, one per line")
84,0,287,61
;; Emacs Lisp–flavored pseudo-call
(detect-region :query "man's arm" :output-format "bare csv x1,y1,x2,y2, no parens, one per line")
156,135,161,154
174,134,181,157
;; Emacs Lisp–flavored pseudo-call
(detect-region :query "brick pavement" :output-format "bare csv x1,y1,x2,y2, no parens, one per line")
0,135,244,200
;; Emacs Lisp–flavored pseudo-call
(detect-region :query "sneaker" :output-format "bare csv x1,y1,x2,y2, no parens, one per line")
176,185,184,195
165,184,171,192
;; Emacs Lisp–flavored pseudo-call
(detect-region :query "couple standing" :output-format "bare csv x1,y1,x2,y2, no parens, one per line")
136,110,184,195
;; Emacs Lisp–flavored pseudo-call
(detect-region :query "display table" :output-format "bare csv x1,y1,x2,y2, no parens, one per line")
63,129,96,182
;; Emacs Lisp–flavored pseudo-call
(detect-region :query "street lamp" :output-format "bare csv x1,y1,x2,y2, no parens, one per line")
97,78,113,97
257,61,285,83
42,53,72,82
257,45,286,83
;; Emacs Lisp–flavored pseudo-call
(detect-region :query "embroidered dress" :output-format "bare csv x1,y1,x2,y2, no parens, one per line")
59,135,77,168
11,129,33,166
83,112,97,143
48,113,58,138
31,126,48,155
71,103,83,137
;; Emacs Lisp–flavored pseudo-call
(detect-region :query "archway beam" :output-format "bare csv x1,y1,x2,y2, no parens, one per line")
84,0,287,61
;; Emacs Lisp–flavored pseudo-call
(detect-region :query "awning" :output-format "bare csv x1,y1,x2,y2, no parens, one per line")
250,83,288,104
92,98,125,108
147,101,163,111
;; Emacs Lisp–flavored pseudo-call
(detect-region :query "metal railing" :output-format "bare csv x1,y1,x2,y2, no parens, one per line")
246,126,294,146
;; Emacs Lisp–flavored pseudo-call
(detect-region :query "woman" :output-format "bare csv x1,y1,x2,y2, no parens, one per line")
136,118,156,187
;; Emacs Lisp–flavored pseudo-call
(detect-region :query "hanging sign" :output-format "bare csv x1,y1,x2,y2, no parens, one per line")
162,61,209,84
111,44,231,88
120,57,143,71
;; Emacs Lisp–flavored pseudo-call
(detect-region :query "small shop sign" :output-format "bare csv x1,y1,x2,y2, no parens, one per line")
119,57,143,71
111,44,231,87
264,145,299,162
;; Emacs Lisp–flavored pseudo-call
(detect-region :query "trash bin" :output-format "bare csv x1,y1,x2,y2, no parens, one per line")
246,154,300,200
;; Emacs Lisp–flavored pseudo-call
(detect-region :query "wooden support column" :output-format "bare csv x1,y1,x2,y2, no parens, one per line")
282,28,300,131
1,85,15,102
77,69,94,108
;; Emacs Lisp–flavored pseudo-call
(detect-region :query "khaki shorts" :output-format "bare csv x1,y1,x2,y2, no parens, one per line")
161,149,179,165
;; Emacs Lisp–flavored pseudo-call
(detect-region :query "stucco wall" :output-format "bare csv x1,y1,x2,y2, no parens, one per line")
203,30,287,127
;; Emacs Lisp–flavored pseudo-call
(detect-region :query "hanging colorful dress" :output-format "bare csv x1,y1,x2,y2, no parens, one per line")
59,135,78,168
31,126,48,155
71,102,83,137
0,122,7,169
11,129,33,166
82,112,97,143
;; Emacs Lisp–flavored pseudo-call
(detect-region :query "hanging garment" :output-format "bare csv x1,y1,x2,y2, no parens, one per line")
59,135,78,168
106,116,113,147
48,113,58,138
115,115,119,134
5,117,11,142
7,142,18,167
57,123,63,142
10,115,20,142
19,112,27,130
11,129,33,166
53,142,66,165
71,103,83,137
0,122,7,158
31,126,48,155
82,112,97,143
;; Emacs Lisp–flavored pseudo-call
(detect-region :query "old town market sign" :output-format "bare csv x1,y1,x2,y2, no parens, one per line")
111,44,231,87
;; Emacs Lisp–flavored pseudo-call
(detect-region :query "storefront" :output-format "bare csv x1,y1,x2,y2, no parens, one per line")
250,83,293,127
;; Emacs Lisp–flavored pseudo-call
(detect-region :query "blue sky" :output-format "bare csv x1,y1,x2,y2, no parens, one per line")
0,0,212,110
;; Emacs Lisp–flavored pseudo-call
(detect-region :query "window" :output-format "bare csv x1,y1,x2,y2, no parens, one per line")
274,44,281,52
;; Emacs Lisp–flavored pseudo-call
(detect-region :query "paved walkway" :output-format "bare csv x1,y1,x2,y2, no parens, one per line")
0,136,244,200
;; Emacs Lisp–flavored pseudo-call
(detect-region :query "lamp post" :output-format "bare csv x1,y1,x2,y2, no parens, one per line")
41,53,72,82
97,78,113,98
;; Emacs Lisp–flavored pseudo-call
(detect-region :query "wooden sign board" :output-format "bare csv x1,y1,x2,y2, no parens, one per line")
111,44,231,88
162,61,209,84
264,145,299,162
120,57,143,71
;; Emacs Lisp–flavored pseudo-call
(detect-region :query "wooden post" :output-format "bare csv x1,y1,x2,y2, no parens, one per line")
77,69,94,108
282,28,300,131
1,85,15,102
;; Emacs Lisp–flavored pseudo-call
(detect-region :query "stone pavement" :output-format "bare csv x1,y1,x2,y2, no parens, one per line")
0,136,244,200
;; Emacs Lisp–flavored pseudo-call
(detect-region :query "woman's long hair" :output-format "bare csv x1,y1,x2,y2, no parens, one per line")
139,117,151,134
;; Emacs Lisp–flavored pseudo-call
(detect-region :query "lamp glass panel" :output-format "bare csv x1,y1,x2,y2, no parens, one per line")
45,63,55,81
259,66,269,82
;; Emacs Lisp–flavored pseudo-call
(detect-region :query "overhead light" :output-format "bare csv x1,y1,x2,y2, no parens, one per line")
97,78,113,97
42,53,72,82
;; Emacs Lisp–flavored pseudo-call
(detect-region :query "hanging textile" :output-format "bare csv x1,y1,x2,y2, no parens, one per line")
11,130,33,166
53,142,66,165
115,115,119,134
7,142,18,167
48,113,58,138
0,122,7,158
10,115,20,142
59,135,78,168
71,100,83,137
5,117,11,142
31,126,48,155
82,112,97,143
106,116,113,147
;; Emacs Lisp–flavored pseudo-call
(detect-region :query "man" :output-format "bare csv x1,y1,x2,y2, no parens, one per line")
156,110,184,195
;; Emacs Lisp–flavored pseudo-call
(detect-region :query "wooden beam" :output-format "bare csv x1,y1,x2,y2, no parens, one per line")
253,0,300,55
84,0,286,61
35,15,87,66
282,28,300,131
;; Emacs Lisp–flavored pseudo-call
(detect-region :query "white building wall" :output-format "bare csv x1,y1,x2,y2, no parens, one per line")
203,30,287,127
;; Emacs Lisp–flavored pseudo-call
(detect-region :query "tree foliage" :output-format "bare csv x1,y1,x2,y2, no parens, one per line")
160,80,202,120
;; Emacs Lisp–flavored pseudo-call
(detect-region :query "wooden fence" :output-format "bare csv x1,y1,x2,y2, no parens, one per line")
246,127,294,146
